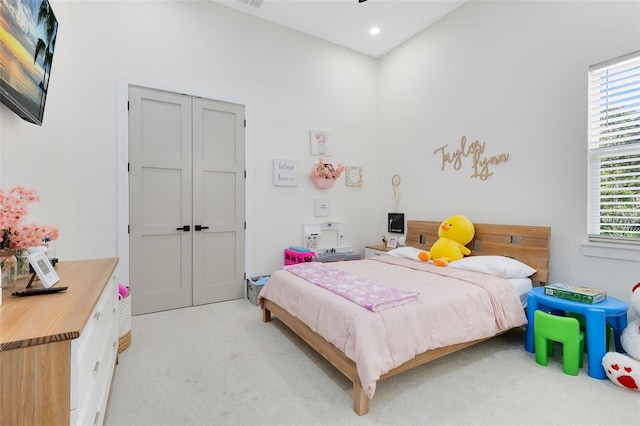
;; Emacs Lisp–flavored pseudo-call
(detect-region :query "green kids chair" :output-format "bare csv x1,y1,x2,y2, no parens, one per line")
534,310,585,376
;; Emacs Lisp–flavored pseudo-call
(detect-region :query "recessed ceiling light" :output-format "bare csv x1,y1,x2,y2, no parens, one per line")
369,27,380,35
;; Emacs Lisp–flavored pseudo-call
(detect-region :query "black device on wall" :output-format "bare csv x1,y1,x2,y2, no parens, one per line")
0,0,59,125
388,213,405,234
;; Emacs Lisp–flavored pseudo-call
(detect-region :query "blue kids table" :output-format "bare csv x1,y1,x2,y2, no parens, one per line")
525,287,628,379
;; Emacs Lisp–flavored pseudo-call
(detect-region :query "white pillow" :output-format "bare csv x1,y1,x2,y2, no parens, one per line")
386,246,426,261
448,255,536,278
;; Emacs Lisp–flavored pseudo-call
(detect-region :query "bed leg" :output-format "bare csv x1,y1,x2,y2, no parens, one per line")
262,306,272,323
352,379,370,416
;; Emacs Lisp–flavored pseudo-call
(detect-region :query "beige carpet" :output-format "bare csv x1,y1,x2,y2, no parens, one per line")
106,299,637,426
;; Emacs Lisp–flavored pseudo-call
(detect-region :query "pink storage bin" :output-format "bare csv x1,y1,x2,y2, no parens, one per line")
284,249,316,265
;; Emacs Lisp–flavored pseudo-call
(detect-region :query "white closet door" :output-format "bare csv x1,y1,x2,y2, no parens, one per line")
192,97,245,305
129,86,193,315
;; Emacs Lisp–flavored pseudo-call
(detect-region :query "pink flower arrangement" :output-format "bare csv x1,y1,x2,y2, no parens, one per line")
0,186,59,251
310,159,345,180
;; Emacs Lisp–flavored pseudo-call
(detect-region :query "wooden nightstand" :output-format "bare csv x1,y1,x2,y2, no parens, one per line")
364,245,394,258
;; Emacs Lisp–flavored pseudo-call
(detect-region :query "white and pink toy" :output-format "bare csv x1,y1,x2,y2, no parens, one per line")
602,282,640,391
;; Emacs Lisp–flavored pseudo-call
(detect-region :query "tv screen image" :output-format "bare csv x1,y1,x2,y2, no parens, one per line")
0,0,58,125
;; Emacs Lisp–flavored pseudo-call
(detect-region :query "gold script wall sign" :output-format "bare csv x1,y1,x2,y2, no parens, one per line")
433,136,509,181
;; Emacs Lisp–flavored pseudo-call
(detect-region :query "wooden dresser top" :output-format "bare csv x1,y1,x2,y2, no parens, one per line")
0,258,119,351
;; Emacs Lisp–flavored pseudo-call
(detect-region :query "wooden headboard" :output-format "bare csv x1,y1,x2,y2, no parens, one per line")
405,220,551,285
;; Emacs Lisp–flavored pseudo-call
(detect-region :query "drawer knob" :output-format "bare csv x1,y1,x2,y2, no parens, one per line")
93,361,100,375
94,311,101,321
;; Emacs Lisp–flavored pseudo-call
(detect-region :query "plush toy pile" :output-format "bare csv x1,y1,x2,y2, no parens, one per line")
602,282,640,391
418,215,475,266
118,283,130,300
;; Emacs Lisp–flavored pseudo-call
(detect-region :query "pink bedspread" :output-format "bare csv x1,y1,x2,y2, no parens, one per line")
259,256,527,399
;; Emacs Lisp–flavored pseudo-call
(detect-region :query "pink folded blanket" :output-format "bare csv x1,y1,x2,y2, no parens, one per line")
283,262,419,312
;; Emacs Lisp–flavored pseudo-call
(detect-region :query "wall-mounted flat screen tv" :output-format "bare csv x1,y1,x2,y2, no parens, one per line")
0,0,58,125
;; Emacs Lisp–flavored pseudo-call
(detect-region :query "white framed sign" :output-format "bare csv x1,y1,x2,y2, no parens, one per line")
314,198,330,217
273,159,298,186
26,251,60,288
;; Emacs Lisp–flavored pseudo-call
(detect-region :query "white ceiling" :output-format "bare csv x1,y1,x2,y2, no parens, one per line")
214,0,467,58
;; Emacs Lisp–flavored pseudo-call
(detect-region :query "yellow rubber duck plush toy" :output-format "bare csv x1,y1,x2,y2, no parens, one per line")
418,215,475,266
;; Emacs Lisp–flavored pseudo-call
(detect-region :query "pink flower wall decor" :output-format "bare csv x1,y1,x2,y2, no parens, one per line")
310,159,345,180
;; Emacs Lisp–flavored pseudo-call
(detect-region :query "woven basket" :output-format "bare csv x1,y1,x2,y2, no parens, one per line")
118,330,131,353
118,295,131,353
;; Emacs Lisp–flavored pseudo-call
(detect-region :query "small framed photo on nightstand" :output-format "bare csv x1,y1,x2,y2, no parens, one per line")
386,237,398,248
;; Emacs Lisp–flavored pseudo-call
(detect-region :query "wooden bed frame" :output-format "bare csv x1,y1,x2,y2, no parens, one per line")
260,220,551,415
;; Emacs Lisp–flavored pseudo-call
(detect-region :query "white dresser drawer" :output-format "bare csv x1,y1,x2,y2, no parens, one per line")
70,273,118,425
76,328,118,426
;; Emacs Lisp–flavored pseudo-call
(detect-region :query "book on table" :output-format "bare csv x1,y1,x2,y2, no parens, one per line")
544,283,607,304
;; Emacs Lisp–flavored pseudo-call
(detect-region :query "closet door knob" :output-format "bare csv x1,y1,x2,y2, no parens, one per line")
194,225,209,231
176,225,190,231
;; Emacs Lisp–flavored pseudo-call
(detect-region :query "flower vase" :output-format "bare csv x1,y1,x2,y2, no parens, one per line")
15,250,31,280
311,177,335,189
0,250,17,288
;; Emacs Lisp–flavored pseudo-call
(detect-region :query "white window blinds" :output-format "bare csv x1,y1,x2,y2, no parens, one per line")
588,51,640,244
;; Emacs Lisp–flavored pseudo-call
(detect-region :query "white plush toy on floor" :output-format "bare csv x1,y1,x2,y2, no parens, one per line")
602,282,640,391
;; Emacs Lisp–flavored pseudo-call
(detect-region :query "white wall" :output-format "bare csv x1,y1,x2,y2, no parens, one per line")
1,0,639,306
378,0,640,303
0,1,379,279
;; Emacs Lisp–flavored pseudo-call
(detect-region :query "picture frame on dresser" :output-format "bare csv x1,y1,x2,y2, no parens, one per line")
26,251,59,288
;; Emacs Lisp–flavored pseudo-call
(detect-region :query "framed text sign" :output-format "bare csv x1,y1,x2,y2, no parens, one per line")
273,159,298,187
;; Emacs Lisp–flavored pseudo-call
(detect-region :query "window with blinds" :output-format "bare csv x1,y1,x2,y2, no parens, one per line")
587,51,640,244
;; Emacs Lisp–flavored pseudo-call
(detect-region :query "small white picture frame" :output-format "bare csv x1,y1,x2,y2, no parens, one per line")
386,237,398,248
310,129,332,156
314,198,331,217
26,251,60,288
